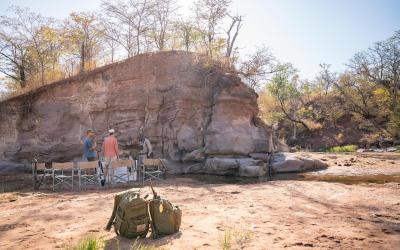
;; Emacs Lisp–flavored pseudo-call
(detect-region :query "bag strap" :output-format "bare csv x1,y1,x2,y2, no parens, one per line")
114,222,120,236
105,199,118,231
147,200,159,239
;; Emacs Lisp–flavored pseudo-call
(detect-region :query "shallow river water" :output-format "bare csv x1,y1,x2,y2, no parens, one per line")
182,172,400,185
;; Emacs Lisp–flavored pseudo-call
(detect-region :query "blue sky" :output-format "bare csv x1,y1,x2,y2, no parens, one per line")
0,0,399,79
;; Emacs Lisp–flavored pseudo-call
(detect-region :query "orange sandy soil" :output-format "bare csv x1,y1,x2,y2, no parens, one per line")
0,152,399,250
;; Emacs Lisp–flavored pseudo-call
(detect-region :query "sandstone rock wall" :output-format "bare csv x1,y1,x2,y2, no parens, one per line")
0,51,272,163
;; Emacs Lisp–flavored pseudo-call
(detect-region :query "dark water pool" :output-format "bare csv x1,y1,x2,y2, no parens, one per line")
178,173,400,185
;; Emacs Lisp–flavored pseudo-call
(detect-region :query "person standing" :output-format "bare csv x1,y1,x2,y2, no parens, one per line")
140,135,153,158
138,134,153,168
102,129,119,186
83,129,97,161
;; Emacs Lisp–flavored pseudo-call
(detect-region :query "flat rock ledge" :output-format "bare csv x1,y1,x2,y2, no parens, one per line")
176,152,328,177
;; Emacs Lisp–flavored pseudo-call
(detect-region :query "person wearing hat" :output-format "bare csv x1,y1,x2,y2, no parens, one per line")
102,128,119,185
83,129,97,161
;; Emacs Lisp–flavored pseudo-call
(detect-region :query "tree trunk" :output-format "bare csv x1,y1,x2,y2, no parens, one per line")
80,42,85,73
19,65,26,88
278,99,310,132
293,122,297,139
111,46,114,63
40,63,45,85
136,29,141,55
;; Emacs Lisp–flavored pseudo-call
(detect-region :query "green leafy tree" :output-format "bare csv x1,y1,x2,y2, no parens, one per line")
267,64,310,134
349,30,399,113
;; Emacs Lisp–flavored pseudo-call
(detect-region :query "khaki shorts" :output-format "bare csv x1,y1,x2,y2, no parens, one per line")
104,156,117,169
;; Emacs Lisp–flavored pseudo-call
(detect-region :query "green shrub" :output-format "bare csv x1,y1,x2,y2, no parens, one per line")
327,145,358,153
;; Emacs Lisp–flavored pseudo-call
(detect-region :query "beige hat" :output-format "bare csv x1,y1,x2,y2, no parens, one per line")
108,128,115,134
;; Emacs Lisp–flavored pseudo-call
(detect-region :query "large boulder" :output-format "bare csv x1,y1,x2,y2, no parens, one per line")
249,153,270,162
182,149,205,163
172,153,328,176
0,51,272,163
239,165,266,177
204,82,269,155
204,157,239,175
237,157,262,167
271,153,328,173
195,157,265,176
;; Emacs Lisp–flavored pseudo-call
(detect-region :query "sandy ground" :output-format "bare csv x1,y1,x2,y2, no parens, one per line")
0,152,399,250
299,152,400,176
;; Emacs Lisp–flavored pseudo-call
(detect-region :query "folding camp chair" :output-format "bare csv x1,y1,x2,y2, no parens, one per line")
52,162,75,191
32,162,52,190
142,158,167,183
110,159,134,185
78,161,100,189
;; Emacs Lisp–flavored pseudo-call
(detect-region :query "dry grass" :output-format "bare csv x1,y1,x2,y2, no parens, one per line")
128,241,161,250
65,234,105,250
219,225,252,250
0,192,19,204
65,234,167,250
0,78,64,102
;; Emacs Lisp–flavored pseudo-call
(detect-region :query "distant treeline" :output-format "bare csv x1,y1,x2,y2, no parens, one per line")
0,0,252,93
259,31,400,143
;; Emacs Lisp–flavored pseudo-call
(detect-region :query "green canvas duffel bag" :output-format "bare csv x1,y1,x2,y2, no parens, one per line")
149,197,182,237
105,188,150,239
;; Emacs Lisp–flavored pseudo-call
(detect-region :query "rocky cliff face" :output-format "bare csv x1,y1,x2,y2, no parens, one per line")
0,51,272,165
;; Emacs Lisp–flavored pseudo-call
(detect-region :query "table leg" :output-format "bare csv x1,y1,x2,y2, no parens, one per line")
72,169,74,191
111,168,114,186
52,169,55,191
33,163,37,191
78,169,81,191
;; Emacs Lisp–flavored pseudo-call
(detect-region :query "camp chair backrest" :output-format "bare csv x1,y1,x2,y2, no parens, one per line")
78,161,99,169
53,162,75,170
32,163,47,170
143,159,162,166
112,159,134,168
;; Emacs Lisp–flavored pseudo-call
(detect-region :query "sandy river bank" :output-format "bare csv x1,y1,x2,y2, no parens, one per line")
0,152,399,250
